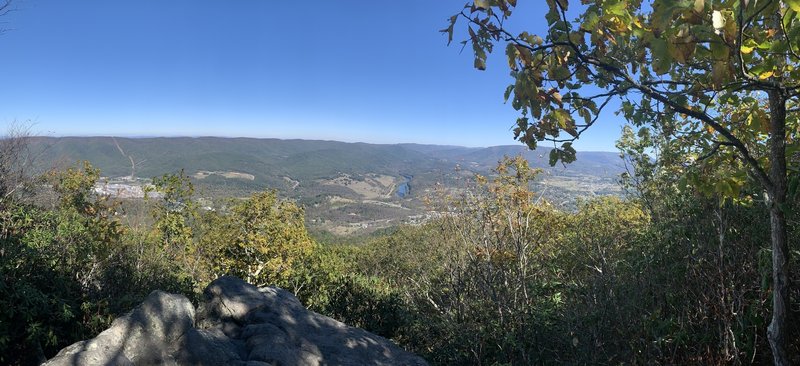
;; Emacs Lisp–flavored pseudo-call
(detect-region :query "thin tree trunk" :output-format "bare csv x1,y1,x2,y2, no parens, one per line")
766,89,790,366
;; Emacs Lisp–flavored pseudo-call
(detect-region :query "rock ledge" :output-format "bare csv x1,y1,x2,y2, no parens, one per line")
44,276,428,366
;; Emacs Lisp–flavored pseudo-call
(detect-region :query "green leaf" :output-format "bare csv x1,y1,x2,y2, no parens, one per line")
474,0,490,10
746,111,764,133
582,11,600,30
549,65,571,80
548,148,559,166
546,8,560,25
505,43,518,70
552,109,572,129
605,0,627,16
548,143,577,166
578,108,592,125
440,15,458,45
710,40,729,60
504,84,515,102
561,142,577,163
783,9,797,31
652,0,693,28
786,0,800,12
528,34,544,46
651,38,672,75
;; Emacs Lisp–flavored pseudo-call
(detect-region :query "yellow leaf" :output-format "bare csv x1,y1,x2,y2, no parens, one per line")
758,70,774,79
694,0,704,13
740,45,754,54
551,91,563,104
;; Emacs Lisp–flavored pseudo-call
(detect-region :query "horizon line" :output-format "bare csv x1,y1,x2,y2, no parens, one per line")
27,134,618,153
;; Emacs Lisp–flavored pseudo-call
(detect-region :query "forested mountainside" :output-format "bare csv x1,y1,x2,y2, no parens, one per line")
29,136,624,181
27,136,624,235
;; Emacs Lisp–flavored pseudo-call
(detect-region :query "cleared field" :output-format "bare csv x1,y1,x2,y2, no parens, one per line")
193,170,256,181
320,173,398,199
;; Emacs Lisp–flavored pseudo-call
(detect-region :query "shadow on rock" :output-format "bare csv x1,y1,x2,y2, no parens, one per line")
43,276,428,366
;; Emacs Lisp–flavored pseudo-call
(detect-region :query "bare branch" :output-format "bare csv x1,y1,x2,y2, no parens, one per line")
544,93,615,144
0,121,34,202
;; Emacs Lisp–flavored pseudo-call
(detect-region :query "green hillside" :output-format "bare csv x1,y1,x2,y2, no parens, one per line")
27,136,625,235
31,137,623,179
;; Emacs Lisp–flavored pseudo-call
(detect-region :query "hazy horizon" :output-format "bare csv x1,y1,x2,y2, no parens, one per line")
26,134,621,153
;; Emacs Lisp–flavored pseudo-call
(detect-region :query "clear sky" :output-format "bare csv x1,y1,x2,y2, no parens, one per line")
0,0,625,151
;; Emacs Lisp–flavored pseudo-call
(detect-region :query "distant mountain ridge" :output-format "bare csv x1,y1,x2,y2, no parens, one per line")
29,136,623,181
27,136,626,235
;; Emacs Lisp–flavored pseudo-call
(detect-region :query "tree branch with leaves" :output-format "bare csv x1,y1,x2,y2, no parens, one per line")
445,0,799,363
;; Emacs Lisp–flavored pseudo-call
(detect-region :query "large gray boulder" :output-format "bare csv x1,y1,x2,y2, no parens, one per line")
43,276,428,366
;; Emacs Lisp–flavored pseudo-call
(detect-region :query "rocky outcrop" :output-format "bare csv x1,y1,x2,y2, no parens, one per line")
44,276,428,366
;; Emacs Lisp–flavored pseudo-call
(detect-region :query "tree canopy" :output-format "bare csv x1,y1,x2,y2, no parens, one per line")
445,0,798,363
444,0,798,174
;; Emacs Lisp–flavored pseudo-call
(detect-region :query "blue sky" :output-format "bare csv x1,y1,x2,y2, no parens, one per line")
0,0,625,151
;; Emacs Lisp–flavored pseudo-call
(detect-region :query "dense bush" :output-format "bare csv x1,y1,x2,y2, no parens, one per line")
0,163,319,365
197,190,314,289
0,163,193,365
